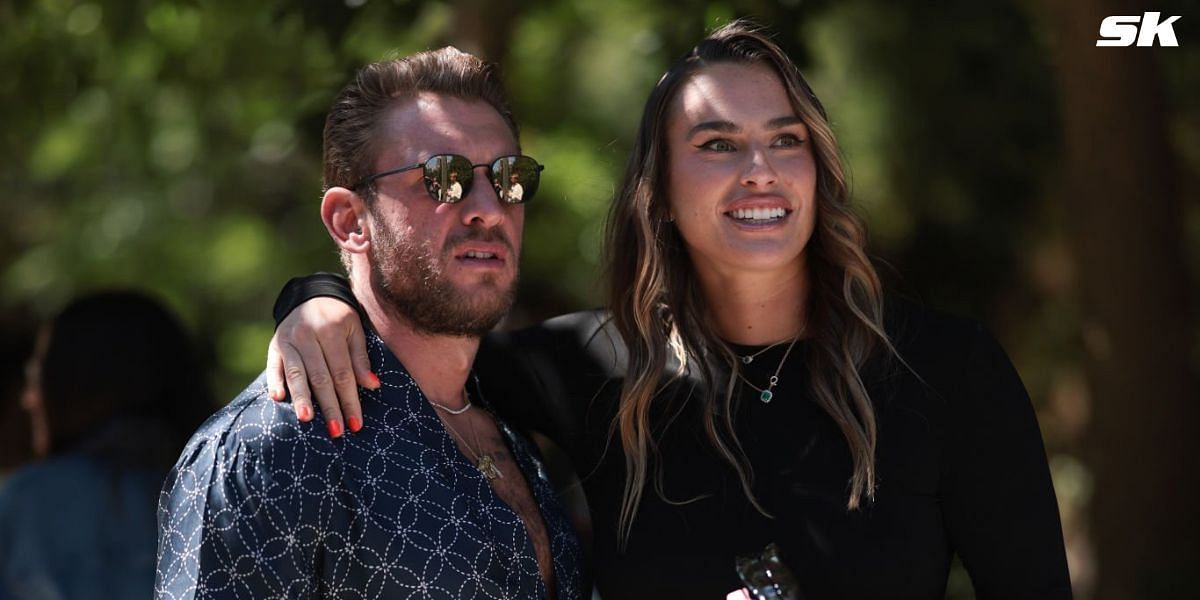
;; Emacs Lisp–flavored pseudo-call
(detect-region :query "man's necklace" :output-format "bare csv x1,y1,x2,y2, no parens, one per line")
736,335,801,403
430,380,502,480
440,416,503,480
429,389,473,415
434,386,499,480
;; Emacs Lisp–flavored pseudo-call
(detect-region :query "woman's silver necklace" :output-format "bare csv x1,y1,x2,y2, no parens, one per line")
737,336,800,403
739,339,789,364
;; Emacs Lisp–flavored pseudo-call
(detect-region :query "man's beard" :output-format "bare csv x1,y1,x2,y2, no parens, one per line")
367,215,517,338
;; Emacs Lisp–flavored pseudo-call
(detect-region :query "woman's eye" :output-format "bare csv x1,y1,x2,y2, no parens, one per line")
773,134,805,148
699,139,735,152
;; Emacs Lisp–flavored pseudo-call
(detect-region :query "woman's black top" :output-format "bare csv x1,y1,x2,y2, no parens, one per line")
277,274,1072,599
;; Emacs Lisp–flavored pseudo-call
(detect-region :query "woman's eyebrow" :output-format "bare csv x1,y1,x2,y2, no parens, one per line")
765,116,804,130
686,116,803,138
687,120,738,138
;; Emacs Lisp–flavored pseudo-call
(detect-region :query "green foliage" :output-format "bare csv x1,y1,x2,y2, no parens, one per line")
1,0,357,397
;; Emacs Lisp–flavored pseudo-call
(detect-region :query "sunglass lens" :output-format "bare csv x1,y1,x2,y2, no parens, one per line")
491,156,541,204
423,155,473,203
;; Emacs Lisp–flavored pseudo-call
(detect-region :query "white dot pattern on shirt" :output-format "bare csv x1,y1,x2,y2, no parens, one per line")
155,333,582,599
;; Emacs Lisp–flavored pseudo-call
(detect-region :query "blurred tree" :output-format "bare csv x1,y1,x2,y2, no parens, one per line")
1037,0,1200,598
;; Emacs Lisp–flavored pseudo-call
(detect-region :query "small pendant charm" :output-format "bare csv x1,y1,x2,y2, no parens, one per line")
741,356,753,364
477,454,503,480
760,390,773,403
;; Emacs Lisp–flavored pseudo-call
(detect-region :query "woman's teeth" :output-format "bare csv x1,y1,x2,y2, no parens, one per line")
729,207,787,221
464,250,496,259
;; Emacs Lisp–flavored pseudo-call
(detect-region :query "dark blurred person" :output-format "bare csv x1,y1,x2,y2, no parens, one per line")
0,291,211,599
0,308,36,481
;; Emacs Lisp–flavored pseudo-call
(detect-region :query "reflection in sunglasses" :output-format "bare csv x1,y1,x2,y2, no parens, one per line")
355,154,543,205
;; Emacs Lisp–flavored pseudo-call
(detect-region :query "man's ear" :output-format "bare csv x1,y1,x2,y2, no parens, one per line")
321,187,370,254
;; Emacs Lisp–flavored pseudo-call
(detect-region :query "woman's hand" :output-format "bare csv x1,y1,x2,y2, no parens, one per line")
266,297,378,437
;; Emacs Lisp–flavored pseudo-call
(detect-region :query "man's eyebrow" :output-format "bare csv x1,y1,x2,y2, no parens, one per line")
686,120,739,138
766,116,805,130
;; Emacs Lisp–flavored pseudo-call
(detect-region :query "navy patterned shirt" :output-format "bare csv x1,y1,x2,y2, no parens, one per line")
155,332,582,599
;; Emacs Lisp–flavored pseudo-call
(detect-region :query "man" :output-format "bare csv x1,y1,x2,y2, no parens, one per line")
444,170,464,202
505,173,524,203
155,48,581,599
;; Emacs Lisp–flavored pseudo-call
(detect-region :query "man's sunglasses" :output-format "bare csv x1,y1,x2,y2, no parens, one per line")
353,154,544,205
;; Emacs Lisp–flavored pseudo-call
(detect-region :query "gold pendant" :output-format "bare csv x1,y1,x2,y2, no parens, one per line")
477,454,502,480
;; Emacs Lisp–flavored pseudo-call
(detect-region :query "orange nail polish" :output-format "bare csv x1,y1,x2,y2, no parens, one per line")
297,405,311,421
368,372,381,388
327,420,343,438
348,416,362,433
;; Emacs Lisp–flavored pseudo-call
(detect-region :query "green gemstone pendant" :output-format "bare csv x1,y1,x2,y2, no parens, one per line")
760,390,773,403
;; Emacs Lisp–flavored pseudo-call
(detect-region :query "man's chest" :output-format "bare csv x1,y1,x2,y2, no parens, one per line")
310,420,552,596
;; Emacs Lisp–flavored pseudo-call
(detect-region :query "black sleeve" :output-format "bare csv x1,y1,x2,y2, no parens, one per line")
272,273,363,328
475,330,558,437
941,327,1073,599
476,312,618,467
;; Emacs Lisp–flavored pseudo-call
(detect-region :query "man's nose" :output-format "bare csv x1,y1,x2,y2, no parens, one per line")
459,175,506,228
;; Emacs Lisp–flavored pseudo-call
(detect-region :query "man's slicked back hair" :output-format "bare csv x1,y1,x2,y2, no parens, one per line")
322,47,518,199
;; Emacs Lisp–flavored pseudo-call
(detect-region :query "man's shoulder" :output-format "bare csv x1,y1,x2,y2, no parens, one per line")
157,375,337,598
183,374,290,450
171,373,337,478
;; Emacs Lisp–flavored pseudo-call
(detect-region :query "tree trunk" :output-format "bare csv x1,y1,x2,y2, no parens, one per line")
449,0,519,62
1036,0,1200,598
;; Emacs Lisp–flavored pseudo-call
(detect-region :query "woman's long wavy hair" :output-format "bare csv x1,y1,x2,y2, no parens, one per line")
604,20,896,547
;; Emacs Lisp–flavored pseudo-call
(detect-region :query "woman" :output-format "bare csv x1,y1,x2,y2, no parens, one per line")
267,22,1071,598
0,292,212,599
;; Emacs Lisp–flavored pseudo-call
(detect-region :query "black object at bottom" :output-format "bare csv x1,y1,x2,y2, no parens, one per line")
736,543,803,600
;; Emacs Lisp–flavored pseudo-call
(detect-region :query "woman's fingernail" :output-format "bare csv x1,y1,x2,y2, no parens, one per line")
368,372,381,388
327,420,343,438
348,416,362,433
296,405,311,421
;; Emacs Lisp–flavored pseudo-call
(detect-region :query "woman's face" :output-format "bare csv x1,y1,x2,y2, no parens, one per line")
664,62,817,282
